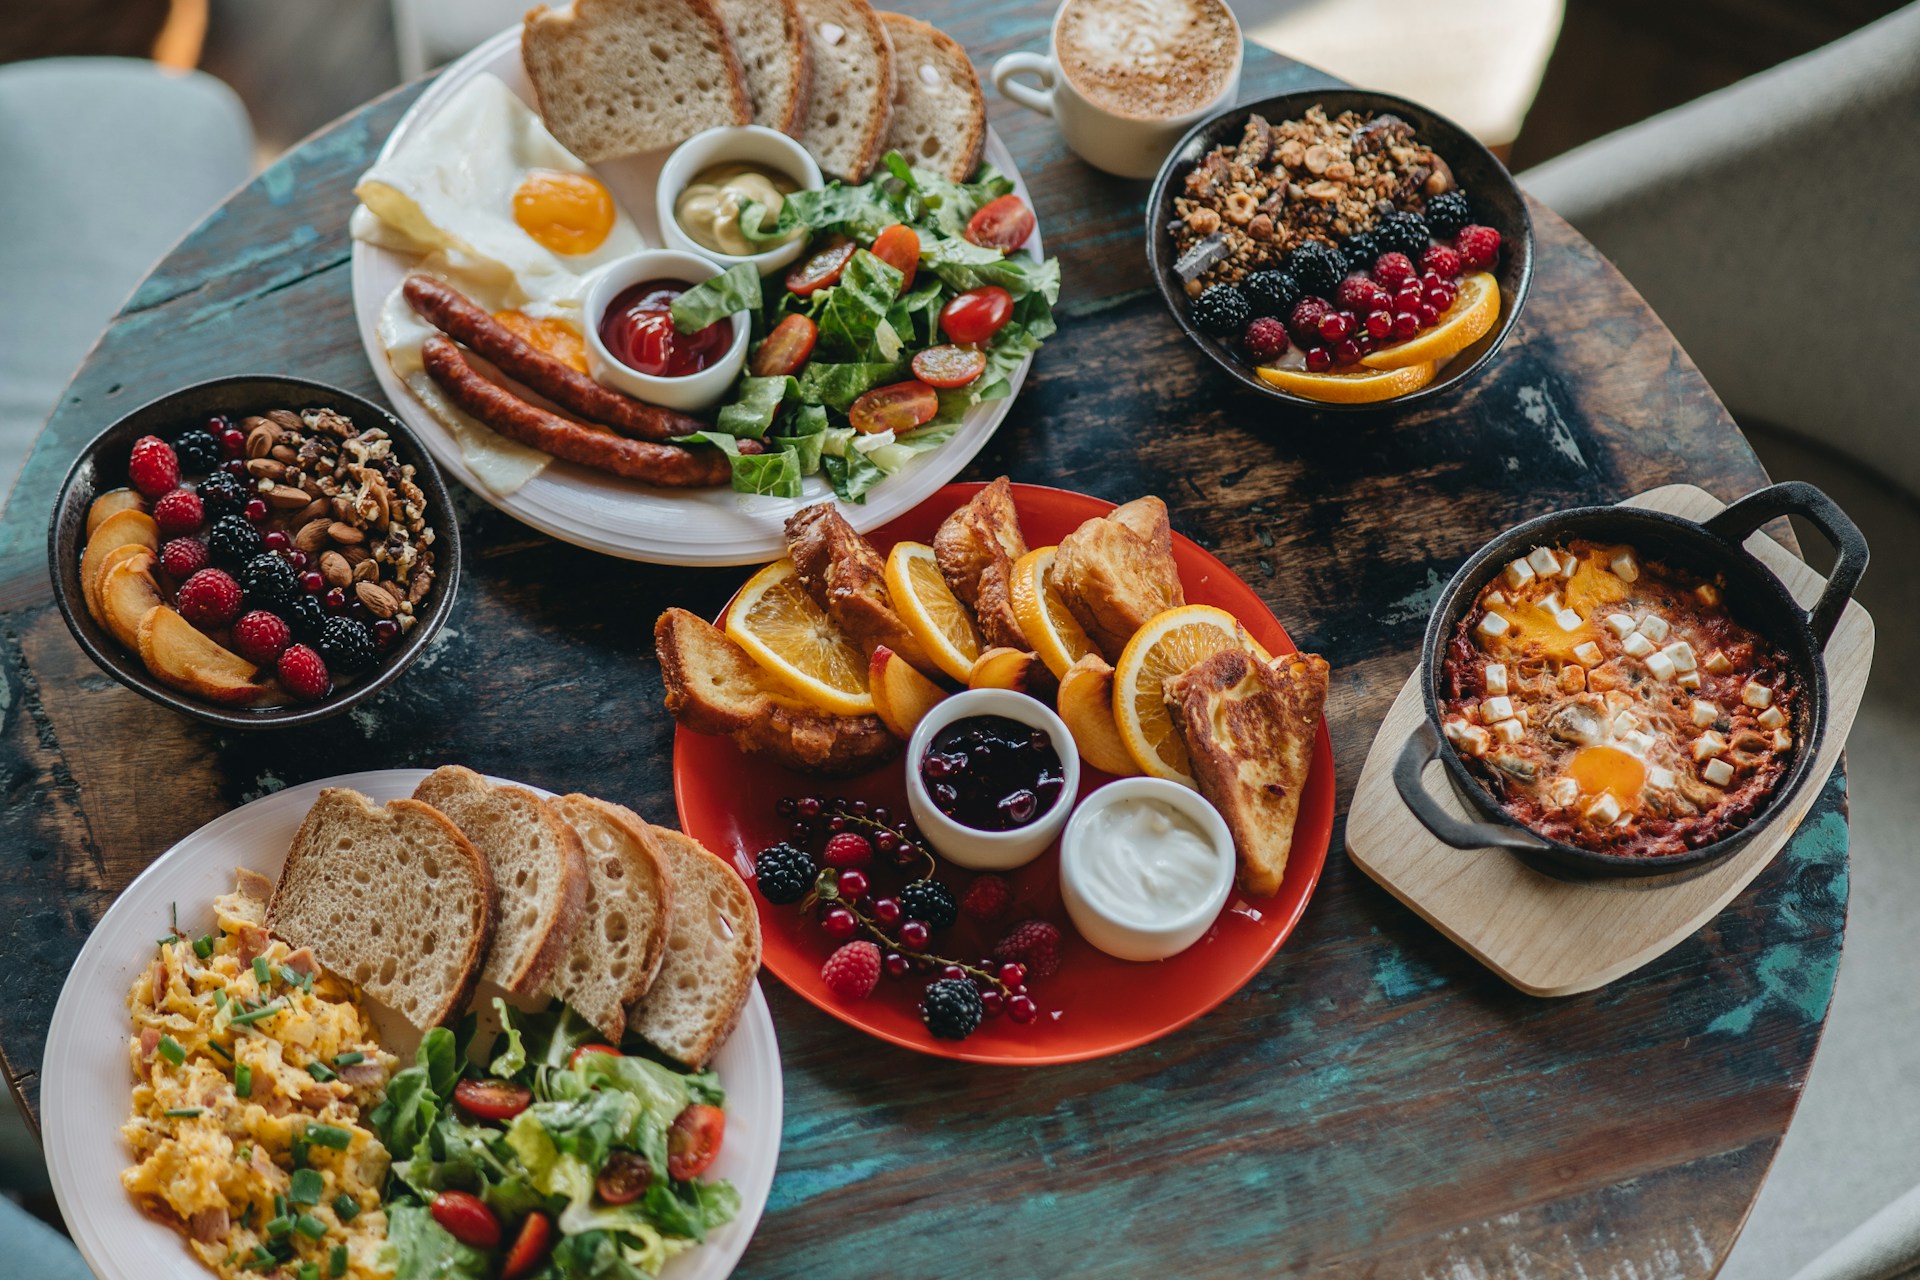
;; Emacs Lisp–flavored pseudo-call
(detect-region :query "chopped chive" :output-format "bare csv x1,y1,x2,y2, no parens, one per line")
274,1194,287,1219
278,964,302,987
244,1245,278,1270
163,1107,204,1118
212,988,227,1011
330,1244,348,1277
306,1061,336,1083
308,1124,352,1151
289,1167,323,1206
332,1194,359,1222
236,1144,252,1165
291,1137,309,1169
265,1215,293,1238
156,936,177,950
239,1200,255,1227
230,999,285,1026
170,902,179,934
193,934,215,959
294,1213,329,1239
207,1040,232,1062
157,1035,185,1067
253,957,272,986
332,1051,364,1067
234,1063,252,1097
299,1264,320,1280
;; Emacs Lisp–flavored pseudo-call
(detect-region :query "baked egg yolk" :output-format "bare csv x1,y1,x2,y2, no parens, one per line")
1567,745,1646,805
493,310,589,372
512,169,616,255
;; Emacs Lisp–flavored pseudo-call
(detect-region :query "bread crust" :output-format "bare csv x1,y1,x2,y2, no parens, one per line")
776,0,813,135
633,826,762,1067
879,12,985,182
569,797,675,1004
794,0,896,179
549,794,675,1041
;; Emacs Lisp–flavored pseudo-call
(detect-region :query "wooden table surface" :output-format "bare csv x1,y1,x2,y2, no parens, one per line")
0,7,1848,1277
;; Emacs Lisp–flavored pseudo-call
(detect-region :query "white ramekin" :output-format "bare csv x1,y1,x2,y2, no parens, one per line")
583,249,749,411
1058,777,1235,962
655,125,824,276
904,688,1082,871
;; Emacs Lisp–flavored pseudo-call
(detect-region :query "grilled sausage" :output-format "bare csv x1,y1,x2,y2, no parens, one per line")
420,336,730,488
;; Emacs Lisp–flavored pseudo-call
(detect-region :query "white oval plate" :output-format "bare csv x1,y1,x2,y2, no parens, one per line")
43,768,781,1280
350,27,1042,565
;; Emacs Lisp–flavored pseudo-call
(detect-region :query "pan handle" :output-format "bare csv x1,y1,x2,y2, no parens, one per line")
1701,481,1869,648
1393,721,1552,852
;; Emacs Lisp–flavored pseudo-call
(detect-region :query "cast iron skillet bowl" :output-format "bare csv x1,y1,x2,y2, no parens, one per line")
1393,481,1866,879
49,375,462,730
1146,88,1535,413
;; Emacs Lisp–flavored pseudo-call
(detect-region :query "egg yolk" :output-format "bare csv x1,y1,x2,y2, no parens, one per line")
493,310,588,373
512,169,615,255
1567,745,1647,805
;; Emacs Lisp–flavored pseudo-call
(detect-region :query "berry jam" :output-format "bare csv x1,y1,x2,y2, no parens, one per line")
920,715,1066,831
598,279,732,377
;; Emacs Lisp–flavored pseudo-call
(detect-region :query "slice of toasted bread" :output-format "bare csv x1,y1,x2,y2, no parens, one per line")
1053,496,1186,660
655,607,901,776
715,0,812,134
413,766,588,997
545,796,674,1042
879,14,984,183
627,825,761,1067
1165,649,1330,897
522,0,751,163
792,0,895,180
933,475,1029,650
266,789,494,1030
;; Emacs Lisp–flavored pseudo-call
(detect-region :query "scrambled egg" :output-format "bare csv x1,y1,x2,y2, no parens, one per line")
122,876,398,1279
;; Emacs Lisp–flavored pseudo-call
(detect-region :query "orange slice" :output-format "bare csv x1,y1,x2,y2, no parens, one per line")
1112,604,1269,786
1008,546,1099,680
1255,360,1436,404
883,540,983,683
1360,272,1500,370
725,559,874,716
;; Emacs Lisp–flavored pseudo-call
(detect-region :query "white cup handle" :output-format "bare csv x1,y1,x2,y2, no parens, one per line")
992,51,1057,118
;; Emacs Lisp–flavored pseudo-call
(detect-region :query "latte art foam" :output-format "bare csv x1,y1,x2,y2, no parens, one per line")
1056,0,1238,121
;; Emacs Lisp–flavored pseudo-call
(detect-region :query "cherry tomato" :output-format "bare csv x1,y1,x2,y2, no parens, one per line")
750,314,819,377
595,1149,653,1205
568,1043,620,1070
452,1078,531,1121
430,1190,501,1250
502,1212,552,1280
939,286,1013,345
965,194,1036,251
870,224,920,291
667,1103,726,1181
848,380,940,435
785,238,856,297
911,344,988,389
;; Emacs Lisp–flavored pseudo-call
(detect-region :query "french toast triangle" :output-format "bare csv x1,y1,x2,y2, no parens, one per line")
1165,648,1330,897
1053,496,1186,661
933,475,1030,650
786,502,936,675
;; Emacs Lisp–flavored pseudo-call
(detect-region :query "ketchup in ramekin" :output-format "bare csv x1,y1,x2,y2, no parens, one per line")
597,280,732,378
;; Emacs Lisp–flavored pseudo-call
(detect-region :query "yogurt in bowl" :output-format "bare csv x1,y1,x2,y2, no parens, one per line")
1059,778,1235,961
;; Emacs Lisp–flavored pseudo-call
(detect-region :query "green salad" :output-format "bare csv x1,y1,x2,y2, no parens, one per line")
664,152,1062,503
373,1001,739,1279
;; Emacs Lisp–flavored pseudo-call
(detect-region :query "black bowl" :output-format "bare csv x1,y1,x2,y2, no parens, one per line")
1145,88,1535,413
1393,482,1867,879
49,376,462,729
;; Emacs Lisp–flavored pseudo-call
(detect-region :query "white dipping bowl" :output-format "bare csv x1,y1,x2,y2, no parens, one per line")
584,248,750,412
656,125,824,276
1058,777,1235,962
905,688,1081,871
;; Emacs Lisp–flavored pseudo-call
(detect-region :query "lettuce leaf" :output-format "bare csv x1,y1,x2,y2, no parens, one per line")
713,375,795,439
823,448,886,503
673,431,804,499
669,262,760,333
795,361,904,413
384,1202,492,1280
815,250,905,361
921,236,1061,302
880,154,1014,237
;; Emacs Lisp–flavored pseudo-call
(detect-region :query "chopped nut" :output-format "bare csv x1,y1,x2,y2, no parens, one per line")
352,558,379,582
1222,191,1257,225
1184,206,1221,236
1303,144,1332,175
1247,213,1274,242
1305,181,1344,202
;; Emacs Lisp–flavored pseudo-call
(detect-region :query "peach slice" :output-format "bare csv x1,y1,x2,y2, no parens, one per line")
967,646,1058,702
81,509,159,623
100,551,162,652
1057,653,1142,776
137,604,263,706
870,644,948,740
86,543,152,624
86,487,145,537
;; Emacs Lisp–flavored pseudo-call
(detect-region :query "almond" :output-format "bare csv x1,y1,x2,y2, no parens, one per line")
355,581,399,619
328,522,365,546
295,498,330,526
293,519,332,554
319,551,353,589
245,458,287,482
266,483,311,509
246,425,279,459
266,410,302,432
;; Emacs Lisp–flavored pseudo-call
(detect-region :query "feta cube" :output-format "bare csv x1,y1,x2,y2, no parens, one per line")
1572,641,1603,666
1526,546,1561,577
1697,584,1721,606
1481,696,1514,722
1612,710,1639,735
1558,552,1579,578
1705,649,1733,675
1678,672,1702,689
1693,731,1728,760
1622,729,1657,755
1772,728,1793,752
1484,663,1509,696
1648,766,1676,790
1554,608,1583,632
1537,592,1563,616
1702,757,1735,786
1636,615,1670,643
1604,612,1636,638
1485,590,1507,606
1561,665,1587,693
1758,706,1785,729
1691,700,1719,727
1622,632,1655,658
1549,777,1579,807
1444,716,1491,757
1660,642,1696,673
1478,612,1509,638
1586,792,1623,824
1610,552,1639,582
1491,717,1525,744
1504,559,1535,589
1742,681,1773,709
1645,651,1677,681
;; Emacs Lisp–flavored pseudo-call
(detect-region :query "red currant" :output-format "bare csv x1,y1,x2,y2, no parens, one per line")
872,896,902,925
262,530,289,552
1416,304,1440,328
1392,313,1420,340
324,586,347,611
1335,339,1361,365
1317,311,1351,343
822,907,858,938
243,498,268,523
776,797,797,816
941,964,967,982
1305,347,1333,373
222,459,248,477
373,619,400,646
900,920,931,948
873,831,899,853
221,428,246,457
301,571,325,593
884,952,909,978
1365,310,1394,339
998,962,1026,988
979,989,1004,1017
837,869,869,900
283,550,307,571
1425,285,1452,311
797,797,822,817
1007,994,1038,1023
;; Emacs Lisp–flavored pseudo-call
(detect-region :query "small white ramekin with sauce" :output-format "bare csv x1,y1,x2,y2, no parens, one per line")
1059,778,1235,961
655,125,823,275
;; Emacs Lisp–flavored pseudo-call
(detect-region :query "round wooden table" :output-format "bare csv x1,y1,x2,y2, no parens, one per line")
0,10,1846,1277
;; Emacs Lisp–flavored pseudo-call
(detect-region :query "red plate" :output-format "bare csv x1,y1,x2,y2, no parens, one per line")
673,483,1334,1063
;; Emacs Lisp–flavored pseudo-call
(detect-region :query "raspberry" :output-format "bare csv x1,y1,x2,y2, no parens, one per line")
898,878,957,929
1334,276,1385,314
1419,245,1462,278
127,436,180,498
994,919,1062,981
1288,297,1331,346
1455,224,1502,271
1371,252,1415,289
160,537,208,580
754,842,817,904
821,941,881,1000
1241,316,1288,363
176,569,243,629
276,644,330,702
151,489,204,538
231,610,293,665
960,874,1012,922
822,832,872,869
920,977,984,1040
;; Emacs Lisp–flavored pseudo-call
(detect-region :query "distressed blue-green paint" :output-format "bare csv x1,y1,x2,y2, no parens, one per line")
762,1154,893,1213
260,162,296,207
1372,945,1447,1001
1378,567,1448,628
1706,941,1841,1036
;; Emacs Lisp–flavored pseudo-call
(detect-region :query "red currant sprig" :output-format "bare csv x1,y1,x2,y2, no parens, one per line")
777,795,934,878
802,868,1026,1003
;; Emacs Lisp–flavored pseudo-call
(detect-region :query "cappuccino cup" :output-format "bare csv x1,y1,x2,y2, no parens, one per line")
991,0,1242,180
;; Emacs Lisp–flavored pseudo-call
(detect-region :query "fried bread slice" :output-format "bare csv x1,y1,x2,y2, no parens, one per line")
932,476,1029,650
656,607,900,775
1165,648,1329,897
785,502,936,675
1053,496,1185,660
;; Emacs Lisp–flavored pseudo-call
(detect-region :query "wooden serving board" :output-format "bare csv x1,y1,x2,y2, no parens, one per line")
1346,484,1874,996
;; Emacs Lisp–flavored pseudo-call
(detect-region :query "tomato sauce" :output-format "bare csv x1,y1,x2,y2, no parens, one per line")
598,279,732,377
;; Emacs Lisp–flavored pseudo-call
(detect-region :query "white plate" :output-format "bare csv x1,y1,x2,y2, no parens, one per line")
350,27,1043,565
42,768,782,1280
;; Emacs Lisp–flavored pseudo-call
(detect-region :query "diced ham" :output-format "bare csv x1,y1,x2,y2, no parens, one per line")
258,1090,292,1117
298,1083,334,1109
139,1027,161,1059
338,1062,385,1089
188,1206,229,1244
149,958,168,1007
283,948,317,978
233,925,270,964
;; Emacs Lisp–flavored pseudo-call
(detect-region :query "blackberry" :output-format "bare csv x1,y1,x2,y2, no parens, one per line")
172,429,223,475
1374,210,1430,259
207,514,263,566
753,843,817,904
1422,189,1472,237
920,978,983,1040
1240,270,1301,320
1286,240,1348,298
1340,231,1381,273
1189,283,1250,337
317,617,377,674
899,878,957,929
197,470,248,516
240,553,298,607
285,593,329,643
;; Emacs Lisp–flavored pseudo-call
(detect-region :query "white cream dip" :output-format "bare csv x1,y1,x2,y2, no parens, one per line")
1075,795,1224,928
